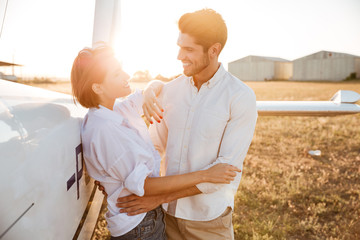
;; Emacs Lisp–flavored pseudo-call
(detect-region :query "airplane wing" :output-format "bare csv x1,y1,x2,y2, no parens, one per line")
257,90,360,116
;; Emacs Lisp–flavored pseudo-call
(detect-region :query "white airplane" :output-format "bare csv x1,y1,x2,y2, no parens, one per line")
0,80,103,239
0,1,123,238
1,1,359,240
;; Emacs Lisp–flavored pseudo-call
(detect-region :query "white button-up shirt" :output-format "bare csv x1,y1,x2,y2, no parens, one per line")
149,64,257,221
81,90,161,237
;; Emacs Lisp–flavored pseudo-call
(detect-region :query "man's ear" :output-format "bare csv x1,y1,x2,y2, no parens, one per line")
92,83,102,95
208,43,222,58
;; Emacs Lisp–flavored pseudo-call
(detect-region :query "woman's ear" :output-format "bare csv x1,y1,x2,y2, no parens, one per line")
92,83,102,95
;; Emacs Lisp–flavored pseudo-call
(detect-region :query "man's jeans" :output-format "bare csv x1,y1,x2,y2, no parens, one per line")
111,206,166,240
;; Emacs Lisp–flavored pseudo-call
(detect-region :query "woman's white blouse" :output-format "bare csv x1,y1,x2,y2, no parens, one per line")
81,90,161,237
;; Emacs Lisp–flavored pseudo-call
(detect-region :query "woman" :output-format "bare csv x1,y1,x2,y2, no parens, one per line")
71,45,240,239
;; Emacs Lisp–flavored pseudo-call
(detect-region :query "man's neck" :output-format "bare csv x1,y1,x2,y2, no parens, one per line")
193,62,220,91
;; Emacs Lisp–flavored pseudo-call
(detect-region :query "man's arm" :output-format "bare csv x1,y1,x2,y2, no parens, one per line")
116,186,202,216
196,89,258,194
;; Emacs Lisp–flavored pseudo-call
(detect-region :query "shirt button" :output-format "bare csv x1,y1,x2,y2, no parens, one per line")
184,145,187,148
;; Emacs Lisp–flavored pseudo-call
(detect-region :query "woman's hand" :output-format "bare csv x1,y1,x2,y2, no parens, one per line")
143,80,164,124
203,163,241,184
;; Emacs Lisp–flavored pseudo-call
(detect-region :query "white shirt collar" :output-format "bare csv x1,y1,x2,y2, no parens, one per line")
89,105,124,125
189,63,226,89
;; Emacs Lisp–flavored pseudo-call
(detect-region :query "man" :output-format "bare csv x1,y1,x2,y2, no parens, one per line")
117,8,257,239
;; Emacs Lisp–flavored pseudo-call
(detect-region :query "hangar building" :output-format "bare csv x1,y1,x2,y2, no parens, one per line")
292,51,360,81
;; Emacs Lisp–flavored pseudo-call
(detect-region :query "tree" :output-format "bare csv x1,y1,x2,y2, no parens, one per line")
132,70,152,82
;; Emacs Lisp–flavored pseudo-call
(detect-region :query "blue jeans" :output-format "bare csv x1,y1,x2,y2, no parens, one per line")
111,206,166,240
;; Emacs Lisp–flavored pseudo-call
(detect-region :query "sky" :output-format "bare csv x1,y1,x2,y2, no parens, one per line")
0,0,359,80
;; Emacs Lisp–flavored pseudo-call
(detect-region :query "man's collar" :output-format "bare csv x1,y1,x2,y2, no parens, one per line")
206,63,226,88
189,63,226,89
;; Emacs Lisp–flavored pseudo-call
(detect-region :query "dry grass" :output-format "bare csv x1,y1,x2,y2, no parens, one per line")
236,81,360,240
30,80,360,239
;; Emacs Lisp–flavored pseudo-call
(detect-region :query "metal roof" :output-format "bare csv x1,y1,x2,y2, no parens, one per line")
251,56,290,62
0,61,22,66
293,50,360,61
229,55,290,64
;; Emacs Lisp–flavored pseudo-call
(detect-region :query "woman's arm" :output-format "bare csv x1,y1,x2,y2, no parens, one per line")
143,80,164,123
143,163,240,196
96,163,240,197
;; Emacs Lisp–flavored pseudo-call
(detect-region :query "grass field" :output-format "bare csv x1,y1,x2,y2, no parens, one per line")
234,81,360,240
31,80,360,240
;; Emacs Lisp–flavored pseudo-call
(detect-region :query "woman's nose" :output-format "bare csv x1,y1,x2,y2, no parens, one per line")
124,72,130,82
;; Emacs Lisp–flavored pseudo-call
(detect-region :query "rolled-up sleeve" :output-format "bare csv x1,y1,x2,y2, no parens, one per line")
196,89,258,194
123,163,152,196
114,89,144,115
126,89,144,115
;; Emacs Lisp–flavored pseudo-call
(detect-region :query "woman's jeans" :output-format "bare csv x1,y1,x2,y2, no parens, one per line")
111,206,166,240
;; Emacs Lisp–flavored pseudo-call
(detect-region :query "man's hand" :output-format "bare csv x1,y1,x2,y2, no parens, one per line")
116,194,164,216
143,80,164,124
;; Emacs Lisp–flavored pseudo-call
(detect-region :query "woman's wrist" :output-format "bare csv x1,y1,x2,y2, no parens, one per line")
196,170,209,183
162,193,173,203
143,85,154,97
147,80,164,96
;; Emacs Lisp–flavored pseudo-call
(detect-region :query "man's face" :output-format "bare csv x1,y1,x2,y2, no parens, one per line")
177,33,210,77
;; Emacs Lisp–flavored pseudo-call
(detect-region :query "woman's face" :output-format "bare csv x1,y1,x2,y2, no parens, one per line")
100,58,131,100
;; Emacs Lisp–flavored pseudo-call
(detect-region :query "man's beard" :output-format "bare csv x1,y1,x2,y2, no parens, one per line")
183,54,210,77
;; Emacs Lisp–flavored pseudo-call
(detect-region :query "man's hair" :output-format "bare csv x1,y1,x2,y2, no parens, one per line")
71,46,114,108
178,8,227,53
